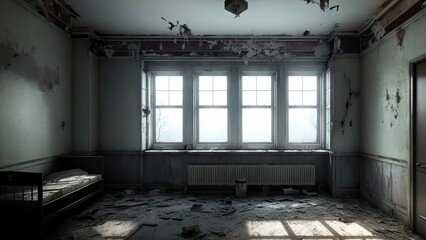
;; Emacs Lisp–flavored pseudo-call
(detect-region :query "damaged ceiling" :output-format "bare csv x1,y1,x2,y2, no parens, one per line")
65,0,382,35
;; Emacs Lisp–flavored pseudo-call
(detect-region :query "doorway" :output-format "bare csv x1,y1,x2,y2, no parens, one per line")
412,57,426,237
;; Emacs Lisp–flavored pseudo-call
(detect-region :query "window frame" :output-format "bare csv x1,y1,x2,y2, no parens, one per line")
240,72,277,149
286,71,324,149
194,72,231,149
151,71,185,149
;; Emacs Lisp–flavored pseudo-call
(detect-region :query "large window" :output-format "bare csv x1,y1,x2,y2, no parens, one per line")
197,75,228,143
242,75,273,143
288,75,319,144
154,75,183,143
149,67,325,150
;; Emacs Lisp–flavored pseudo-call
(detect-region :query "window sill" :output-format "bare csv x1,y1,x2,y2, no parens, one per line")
143,149,331,154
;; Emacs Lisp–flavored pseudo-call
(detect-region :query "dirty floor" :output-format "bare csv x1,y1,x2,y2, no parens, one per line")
45,190,425,240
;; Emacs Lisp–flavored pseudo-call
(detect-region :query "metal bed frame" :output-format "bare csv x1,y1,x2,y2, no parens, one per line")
0,156,103,239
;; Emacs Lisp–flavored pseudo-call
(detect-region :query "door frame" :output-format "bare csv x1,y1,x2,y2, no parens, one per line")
409,53,426,230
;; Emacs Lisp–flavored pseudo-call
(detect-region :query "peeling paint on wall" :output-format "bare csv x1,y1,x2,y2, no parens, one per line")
396,28,405,48
339,74,360,135
0,29,60,93
384,87,403,127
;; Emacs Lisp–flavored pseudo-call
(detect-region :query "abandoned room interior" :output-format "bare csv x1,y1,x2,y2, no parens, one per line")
1,0,426,239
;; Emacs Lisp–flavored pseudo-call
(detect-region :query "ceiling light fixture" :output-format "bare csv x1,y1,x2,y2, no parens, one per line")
225,0,248,18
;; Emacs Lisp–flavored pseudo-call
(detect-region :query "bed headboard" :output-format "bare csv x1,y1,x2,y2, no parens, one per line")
56,156,103,175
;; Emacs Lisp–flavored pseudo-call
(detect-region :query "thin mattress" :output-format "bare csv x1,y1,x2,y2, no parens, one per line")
2,169,101,204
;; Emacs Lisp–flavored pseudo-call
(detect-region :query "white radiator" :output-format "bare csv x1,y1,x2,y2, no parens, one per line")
187,164,315,186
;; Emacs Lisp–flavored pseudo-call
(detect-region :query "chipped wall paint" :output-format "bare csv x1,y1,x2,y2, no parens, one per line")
331,56,361,153
0,0,72,167
361,12,426,224
1,29,61,93
362,13,426,161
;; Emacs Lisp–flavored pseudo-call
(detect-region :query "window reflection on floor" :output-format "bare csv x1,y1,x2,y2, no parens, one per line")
246,219,384,240
246,220,288,237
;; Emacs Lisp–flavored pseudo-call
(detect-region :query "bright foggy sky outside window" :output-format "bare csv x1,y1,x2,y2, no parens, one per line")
198,76,228,142
242,76,272,143
288,75,318,143
155,76,183,142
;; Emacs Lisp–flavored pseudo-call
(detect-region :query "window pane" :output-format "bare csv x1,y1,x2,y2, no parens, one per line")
199,91,213,105
170,91,183,106
289,108,317,143
156,91,169,105
199,76,213,90
214,91,227,106
242,108,271,142
257,76,271,90
257,91,271,105
289,91,302,106
155,76,169,90
303,76,317,90
303,91,317,105
243,91,256,105
199,109,227,142
288,76,302,90
169,76,183,90
213,76,227,90
155,108,183,142
243,76,256,90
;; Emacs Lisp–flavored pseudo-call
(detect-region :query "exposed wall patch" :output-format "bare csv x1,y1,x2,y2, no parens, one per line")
384,87,402,127
0,29,60,93
396,28,405,48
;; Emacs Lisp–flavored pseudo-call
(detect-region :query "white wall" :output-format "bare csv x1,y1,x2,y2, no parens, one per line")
331,56,362,153
361,12,426,223
0,0,72,167
72,39,98,153
329,55,362,196
99,60,141,150
362,14,426,161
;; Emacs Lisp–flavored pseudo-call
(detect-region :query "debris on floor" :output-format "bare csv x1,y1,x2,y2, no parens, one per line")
190,203,203,212
283,187,301,195
45,191,425,240
302,189,319,196
181,224,201,237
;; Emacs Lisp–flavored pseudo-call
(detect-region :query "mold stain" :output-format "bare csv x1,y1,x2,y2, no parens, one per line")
385,88,390,101
396,88,401,104
384,87,403,127
0,29,60,93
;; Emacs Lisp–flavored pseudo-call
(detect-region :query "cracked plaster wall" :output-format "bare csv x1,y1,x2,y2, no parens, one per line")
0,0,72,167
362,14,426,161
361,13,426,223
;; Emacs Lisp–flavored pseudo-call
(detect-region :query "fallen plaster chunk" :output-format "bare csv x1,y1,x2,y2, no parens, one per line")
190,203,203,212
302,189,319,196
283,188,301,195
221,206,237,216
210,229,226,236
181,225,201,237
114,201,147,209
142,222,158,227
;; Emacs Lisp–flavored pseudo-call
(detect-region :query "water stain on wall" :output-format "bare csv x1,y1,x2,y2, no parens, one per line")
384,87,402,127
0,29,60,93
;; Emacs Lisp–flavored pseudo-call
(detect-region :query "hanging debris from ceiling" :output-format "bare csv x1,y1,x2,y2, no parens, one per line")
303,0,339,12
20,0,79,32
161,17,193,49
